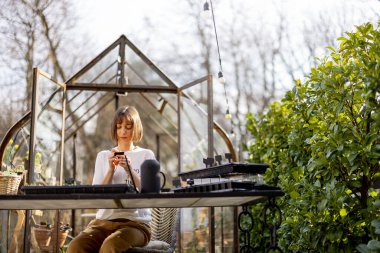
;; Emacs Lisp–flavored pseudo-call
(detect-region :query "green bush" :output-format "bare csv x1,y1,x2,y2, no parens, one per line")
245,21,380,252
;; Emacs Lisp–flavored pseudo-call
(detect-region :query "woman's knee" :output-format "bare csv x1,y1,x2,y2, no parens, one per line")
100,233,134,253
99,228,147,253
67,237,85,253
67,232,103,253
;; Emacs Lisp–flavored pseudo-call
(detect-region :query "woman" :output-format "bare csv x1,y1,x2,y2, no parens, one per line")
67,106,155,253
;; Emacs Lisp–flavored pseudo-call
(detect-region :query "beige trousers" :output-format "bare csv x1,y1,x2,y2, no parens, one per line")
67,219,151,253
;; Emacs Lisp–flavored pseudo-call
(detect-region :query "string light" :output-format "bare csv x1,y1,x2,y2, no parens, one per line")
202,0,232,132
201,1,211,19
203,1,210,11
217,71,225,84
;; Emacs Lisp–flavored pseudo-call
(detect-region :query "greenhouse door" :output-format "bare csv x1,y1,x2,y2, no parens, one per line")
178,75,214,173
178,75,216,252
23,68,67,253
28,68,66,186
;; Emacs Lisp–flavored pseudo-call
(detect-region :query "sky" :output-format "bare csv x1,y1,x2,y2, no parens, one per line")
2,0,378,110
73,0,176,51
70,0,380,91
73,0,380,53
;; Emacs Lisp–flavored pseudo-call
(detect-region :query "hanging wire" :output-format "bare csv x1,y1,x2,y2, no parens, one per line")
209,0,223,73
206,0,233,133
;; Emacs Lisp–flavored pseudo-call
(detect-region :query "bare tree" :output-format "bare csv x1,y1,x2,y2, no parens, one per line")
130,0,379,160
0,0,93,137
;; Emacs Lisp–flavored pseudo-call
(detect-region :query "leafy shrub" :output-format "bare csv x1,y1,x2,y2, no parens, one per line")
245,21,380,252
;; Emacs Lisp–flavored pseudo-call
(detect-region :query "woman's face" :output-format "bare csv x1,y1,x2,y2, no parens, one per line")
116,118,133,142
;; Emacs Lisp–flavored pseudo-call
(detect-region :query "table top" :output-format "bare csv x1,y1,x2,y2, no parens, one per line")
0,189,284,210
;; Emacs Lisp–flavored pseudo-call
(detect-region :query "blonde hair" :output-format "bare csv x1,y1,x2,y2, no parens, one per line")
111,106,143,143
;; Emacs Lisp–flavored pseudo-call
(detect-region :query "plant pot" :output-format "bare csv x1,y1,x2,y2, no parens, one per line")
34,227,68,251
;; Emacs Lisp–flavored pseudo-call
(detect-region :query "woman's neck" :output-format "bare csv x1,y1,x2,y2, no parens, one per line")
117,142,135,151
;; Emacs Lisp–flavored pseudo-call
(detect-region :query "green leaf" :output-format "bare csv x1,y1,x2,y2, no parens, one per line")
309,116,319,125
326,148,336,159
290,191,300,199
317,199,327,211
367,240,380,250
372,219,380,229
326,46,336,52
365,134,378,147
356,244,369,253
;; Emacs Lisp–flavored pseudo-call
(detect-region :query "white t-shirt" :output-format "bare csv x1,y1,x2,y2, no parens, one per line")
92,147,155,223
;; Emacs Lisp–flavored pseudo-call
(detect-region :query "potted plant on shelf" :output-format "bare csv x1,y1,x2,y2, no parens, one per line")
33,221,72,252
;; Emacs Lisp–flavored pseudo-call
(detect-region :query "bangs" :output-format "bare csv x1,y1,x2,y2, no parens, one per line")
116,111,133,125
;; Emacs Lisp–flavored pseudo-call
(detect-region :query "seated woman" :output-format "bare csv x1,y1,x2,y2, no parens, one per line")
67,106,155,253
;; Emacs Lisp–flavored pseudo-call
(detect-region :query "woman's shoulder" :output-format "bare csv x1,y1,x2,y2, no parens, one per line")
97,149,112,157
134,147,155,157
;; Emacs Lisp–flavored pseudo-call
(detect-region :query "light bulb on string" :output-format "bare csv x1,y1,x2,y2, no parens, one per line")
201,0,233,141
201,1,211,20
217,71,225,84
230,129,236,140
225,108,232,120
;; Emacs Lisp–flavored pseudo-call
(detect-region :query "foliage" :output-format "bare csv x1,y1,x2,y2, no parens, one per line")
357,219,380,253
245,21,380,252
1,139,27,175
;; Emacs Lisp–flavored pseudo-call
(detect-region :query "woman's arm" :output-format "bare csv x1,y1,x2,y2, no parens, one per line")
102,148,120,184
92,150,117,185
102,166,115,184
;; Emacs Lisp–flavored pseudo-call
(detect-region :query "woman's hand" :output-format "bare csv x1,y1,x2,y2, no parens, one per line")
118,156,132,172
118,155,142,191
102,148,119,184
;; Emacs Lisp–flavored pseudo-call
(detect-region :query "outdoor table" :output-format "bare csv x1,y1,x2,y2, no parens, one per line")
0,190,284,209
0,189,285,252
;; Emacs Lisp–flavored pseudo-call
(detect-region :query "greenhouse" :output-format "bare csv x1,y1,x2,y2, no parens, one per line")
0,35,283,252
